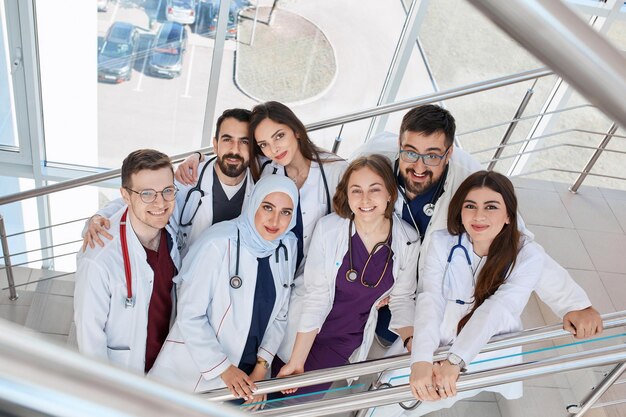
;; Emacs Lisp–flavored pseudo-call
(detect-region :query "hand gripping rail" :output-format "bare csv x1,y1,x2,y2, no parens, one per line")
199,310,626,401
256,344,626,417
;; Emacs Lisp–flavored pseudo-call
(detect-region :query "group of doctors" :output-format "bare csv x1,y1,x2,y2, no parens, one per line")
74,103,603,413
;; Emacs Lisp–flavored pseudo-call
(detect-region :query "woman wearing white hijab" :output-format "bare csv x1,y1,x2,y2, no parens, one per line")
150,175,299,408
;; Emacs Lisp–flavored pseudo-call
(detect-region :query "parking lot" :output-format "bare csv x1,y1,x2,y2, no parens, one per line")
97,0,430,169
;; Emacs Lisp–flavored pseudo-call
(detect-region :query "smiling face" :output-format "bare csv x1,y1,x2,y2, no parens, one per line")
254,191,295,241
213,117,251,178
461,187,510,253
254,118,300,166
347,167,392,221
121,167,176,234
399,130,452,199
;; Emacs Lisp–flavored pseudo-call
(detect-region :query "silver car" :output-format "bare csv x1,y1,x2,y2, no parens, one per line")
147,22,187,78
166,0,197,25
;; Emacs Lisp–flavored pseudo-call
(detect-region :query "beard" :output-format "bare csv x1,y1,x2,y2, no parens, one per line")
402,168,435,198
217,153,248,178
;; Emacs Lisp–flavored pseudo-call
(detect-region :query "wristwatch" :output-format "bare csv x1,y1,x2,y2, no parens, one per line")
446,353,466,371
257,358,270,369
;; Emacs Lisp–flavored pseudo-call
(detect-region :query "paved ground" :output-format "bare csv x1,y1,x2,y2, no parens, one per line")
236,8,336,103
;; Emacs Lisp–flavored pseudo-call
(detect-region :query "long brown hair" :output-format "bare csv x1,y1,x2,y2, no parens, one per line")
447,170,520,334
333,155,398,219
249,101,340,179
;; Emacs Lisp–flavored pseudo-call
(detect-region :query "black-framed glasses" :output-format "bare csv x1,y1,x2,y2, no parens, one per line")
125,186,178,203
399,146,451,166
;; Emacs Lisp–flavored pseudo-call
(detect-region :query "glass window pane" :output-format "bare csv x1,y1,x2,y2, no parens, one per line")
0,3,18,148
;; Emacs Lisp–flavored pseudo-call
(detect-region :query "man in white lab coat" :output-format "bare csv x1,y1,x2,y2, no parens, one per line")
74,149,181,373
352,105,602,349
83,108,255,257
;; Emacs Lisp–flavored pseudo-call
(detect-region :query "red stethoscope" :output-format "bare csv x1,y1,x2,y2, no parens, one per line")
120,208,135,308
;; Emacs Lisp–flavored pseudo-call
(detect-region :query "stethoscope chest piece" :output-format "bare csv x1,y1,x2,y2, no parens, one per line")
230,275,242,289
125,297,135,309
423,203,435,217
346,269,358,282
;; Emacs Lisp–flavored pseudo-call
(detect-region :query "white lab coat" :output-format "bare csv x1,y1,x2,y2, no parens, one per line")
149,224,297,392
89,159,254,258
371,230,544,417
350,131,591,316
259,155,348,278
176,158,254,256
74,205,181,373
277,213,419,364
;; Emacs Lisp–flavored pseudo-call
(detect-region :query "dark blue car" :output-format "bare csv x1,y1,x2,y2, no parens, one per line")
98,22,138,83
147,22,188,78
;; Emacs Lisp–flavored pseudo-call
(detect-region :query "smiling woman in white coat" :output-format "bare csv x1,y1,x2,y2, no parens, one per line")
149,175,298,409
275,155,419,396
409,170,545,408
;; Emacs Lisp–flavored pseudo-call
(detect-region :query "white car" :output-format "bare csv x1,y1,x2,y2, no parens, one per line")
166,0,197,25
97,0,109,12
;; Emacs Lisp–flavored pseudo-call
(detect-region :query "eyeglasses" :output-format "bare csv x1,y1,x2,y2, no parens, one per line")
399,146,451,166
125,186,178,203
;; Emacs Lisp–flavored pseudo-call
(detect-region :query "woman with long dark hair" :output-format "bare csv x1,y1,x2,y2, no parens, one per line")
409,170,544,403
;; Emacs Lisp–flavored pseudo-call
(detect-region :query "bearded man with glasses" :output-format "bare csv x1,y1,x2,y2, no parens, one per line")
352,104,601,353
74,149,182,374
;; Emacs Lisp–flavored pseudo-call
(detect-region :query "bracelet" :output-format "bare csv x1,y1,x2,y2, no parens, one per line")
403,335,413,348
195,151,203,162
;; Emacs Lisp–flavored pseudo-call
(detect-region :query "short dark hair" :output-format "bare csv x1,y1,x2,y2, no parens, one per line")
333,155,398,219
121,149,173,188
215,108,252,138
400,105,456,147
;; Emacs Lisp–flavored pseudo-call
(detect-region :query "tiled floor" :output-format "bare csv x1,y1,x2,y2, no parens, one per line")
0,177,625,416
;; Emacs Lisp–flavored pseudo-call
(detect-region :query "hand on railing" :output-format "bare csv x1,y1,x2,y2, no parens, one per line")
409,361,440,402
175,153,203,186
563,306,603,339
276,361,305,394
221,365,258,401
242,364,269,411
82,215,113,251
432,360,459,399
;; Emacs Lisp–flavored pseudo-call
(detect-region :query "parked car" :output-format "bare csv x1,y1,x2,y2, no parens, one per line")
195,0,246,39
166,0,197,25
147,22,187,78
98,22,138,83
97,0,109,12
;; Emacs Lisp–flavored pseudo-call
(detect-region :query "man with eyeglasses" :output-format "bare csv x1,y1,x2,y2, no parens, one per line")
75,149,182,373
353,104,601,350
83,108,254,257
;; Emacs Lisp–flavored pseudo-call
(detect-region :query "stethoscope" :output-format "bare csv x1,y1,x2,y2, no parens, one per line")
120,208,135,308
229,228,290,289
261,155,333,215
345,217,393,288
442,234,476,306
178,156,217,227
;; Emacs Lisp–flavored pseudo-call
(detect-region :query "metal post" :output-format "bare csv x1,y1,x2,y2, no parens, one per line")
567,362,626,416
331,124,345,154
570,123,618,193
488,85,534,171
0,215,18,300
249,2,260,46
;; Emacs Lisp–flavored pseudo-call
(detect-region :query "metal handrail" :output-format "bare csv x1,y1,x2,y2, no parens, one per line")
0,319,243,417
2,271,74,291
199,310,626,400
516,168,626,183
4,217,89,238
456,104,595,137
256,344,626,417
0,68,553,207
478,143,626,166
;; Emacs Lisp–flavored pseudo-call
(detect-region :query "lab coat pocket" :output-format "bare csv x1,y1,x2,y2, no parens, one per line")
106,346,132,368
440,300,471,345
150,340,201,392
